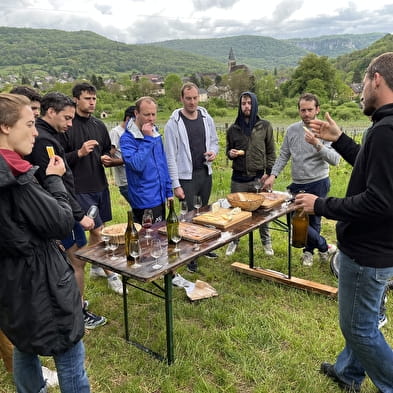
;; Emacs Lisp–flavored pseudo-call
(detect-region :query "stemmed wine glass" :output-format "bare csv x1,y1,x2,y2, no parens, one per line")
180,200,188,222
129,239,141,268
142,209,153,239
171,226,182,253
193,195,202,216
151,239,163,270
254,178,262,194
102,235,110,252
108,236,119,260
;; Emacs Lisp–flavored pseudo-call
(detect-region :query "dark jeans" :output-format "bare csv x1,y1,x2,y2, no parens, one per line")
180,167,212,212
288,177,330,254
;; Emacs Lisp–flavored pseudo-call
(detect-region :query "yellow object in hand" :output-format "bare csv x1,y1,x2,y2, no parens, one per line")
46,146,55,158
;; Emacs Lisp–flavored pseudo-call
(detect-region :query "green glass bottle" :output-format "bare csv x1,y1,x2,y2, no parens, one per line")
125,210,139,265
166,199,179,245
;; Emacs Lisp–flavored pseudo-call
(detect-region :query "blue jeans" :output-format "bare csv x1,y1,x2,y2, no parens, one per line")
333,251,393,392
13,340,90,393
288,178,330,253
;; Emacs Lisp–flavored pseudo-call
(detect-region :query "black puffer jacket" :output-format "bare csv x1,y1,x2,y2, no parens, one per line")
0,155,84,355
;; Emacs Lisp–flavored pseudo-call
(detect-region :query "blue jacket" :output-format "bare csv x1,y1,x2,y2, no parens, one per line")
120,121,173,209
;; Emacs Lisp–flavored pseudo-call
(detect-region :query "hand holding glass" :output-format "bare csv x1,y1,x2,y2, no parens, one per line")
151,239,163,270
193,195,202,216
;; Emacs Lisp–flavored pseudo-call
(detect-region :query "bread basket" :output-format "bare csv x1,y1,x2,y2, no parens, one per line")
101,223,141,244
226,192,265,212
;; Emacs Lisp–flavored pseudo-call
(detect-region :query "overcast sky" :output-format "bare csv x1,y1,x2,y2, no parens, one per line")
1,0,392,44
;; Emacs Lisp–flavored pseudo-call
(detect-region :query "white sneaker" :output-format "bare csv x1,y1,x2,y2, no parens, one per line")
42,366,59,387
301,251,313,266
90,266,107,279
108,275,127,295
263,244,274,256
226,241,238,256
319,244,337,263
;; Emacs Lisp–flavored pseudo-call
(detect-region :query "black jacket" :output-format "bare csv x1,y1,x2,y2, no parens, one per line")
315,104,393,268
26,118,85,222
0,156,84,355
59,113,111,193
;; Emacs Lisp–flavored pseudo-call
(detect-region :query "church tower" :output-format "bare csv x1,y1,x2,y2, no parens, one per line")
228,47,236,72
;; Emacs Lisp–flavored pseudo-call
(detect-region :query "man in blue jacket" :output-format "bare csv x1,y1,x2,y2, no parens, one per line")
120,96,173,224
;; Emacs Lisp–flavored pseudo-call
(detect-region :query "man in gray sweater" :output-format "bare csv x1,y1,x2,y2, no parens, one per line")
264,93,340,266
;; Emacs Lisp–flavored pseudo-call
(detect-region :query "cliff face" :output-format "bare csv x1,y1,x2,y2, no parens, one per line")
287,33,386,57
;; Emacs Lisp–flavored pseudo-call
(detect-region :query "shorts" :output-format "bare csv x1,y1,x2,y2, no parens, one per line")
76,189,112,228
61,222,87,250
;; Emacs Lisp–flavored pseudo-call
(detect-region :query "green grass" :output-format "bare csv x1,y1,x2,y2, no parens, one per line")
1,127,389,393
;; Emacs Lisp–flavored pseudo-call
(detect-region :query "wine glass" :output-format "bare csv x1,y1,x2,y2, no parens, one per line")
180,200,188,222
129,239,141,268
193,195,202,216
150,239,163,270
171,226,182,253
108,236,119,260
142,209,153,239
254,178,262,194
102,235,110,251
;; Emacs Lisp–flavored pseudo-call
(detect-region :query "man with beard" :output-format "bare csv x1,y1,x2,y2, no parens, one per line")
297,52,393,393
264,93,340,266
225,91,276,256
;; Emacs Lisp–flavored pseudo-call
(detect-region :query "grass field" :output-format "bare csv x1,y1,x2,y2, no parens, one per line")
1,126,391,393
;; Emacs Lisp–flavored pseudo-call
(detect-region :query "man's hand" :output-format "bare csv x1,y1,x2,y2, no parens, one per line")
309,112,342,142
78,139,99,157
80,215,95,230
141,123,155,136
294,193,318,214
204,151,216,162
46,155,66,177
174,186,185,200
263,175,276,191
100,154,113,166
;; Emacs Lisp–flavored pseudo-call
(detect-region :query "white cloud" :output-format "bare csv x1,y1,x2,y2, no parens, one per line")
0,0,391,44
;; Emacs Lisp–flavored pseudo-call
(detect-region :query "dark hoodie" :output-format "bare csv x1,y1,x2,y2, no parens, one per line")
226,92,276,180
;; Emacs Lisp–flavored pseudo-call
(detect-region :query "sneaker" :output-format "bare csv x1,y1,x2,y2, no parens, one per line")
42,366,59,387
90,266,107,279
319,244,337,263
301,251,313,266
263,244,274,256
107,274,127,295
320,362,360,392
84,309,107,329
226,241,238,256
187,260,198,273
378,314,388,329
205,252,218,259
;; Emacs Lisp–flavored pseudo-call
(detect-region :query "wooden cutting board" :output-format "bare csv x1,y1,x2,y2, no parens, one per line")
192,208,252,229
260,192,287,209
158,222,221,243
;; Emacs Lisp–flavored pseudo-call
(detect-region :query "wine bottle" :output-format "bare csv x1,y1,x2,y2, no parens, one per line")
125,210,139,265
166,199,179,245
291,208,309,248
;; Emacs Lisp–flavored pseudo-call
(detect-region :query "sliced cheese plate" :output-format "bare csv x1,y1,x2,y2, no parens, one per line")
158,222,221,243
192,207,252,230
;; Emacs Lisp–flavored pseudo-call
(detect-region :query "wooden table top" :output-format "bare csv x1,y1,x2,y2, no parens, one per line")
75,201,295,283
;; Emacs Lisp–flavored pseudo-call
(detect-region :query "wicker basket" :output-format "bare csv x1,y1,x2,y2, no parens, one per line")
226,192,265,212
101,223,141,244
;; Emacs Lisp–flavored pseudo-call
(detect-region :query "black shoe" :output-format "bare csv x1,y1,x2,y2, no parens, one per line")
205,252,218,259
320,362,360,392
187,260,198,273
